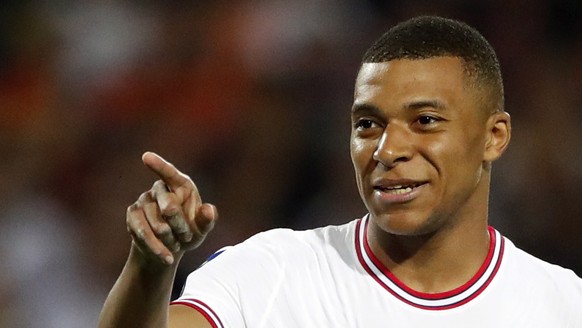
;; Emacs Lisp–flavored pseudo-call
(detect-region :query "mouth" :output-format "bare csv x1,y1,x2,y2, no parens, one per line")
373,181,427,195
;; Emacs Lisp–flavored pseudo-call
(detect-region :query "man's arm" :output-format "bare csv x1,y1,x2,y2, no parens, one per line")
98,152,217,328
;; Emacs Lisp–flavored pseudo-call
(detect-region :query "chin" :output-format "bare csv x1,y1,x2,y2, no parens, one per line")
370,211,441,237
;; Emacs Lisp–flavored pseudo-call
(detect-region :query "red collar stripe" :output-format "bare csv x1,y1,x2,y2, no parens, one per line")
171,298,224,328
355,216,504,310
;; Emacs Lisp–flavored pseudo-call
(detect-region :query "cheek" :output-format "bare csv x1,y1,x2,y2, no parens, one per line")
350,138,374,188
350,138,366,170
428,128,484,162
350,139,363,196
421,135,479,184
424,132,485,193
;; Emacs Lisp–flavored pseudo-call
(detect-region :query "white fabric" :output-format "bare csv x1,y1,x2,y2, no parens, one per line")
172,216,582,327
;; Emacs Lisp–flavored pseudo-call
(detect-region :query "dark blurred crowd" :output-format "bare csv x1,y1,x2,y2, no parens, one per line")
1,1,581,326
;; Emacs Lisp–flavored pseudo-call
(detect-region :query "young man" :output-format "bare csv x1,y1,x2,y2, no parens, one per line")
99,16,582,327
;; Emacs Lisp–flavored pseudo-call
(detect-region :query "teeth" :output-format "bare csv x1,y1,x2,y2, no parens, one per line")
383,186,413,194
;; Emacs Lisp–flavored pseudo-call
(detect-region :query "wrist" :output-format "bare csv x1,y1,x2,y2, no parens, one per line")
129,243,184,274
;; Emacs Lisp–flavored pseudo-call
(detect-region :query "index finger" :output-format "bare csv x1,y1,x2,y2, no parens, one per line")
142,152,191,190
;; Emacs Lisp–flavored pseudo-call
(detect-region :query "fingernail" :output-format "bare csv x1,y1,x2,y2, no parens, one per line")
164,255,174,265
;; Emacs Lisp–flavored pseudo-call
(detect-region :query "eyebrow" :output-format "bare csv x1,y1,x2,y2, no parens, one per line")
351,103,382,116
402,99,447,111
351,99,447,116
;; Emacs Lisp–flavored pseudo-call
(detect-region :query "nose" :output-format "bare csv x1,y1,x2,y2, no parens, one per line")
372,124,413,168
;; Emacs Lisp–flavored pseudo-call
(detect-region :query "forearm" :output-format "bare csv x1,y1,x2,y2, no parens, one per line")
100,152,218,327
98,245,181,328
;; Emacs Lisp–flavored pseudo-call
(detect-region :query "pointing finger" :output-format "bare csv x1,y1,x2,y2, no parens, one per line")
142,152,193,191
142,152,202,209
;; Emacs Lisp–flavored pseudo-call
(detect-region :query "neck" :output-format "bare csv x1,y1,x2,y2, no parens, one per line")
367,184,492,293
369,220,490,293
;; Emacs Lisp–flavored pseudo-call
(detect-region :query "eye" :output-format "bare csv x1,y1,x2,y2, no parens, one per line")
413,114,446,132
355,119,377,130
417,115,438,125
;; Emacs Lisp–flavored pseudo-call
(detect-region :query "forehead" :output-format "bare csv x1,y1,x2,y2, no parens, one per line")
354,57,474,110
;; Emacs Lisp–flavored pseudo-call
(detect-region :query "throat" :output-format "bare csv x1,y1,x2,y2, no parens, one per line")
367,223,491,294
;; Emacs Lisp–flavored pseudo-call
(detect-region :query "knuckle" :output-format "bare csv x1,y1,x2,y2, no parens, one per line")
151,247,164,257
126,205,136,217
137,191,152,203
153,180,166,189
171,243,181,253
184,176,195,188
131,221,150,240
168,215,188,231
177,231,193,243
161,203,179,216
181,172,192,181
162,234,177,248
153,223,172,236
126,207,144,226
126,211,137,225
135,227,146,239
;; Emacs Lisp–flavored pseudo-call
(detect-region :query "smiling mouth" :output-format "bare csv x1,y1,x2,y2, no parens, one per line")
374,182,426,195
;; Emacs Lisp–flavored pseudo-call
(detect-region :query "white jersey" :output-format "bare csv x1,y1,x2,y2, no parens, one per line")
172,216,582,327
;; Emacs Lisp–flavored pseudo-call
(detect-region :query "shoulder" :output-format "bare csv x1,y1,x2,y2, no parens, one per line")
502,237,582,305
250,219,357,244
507,238,581,283
176,219,362,327
235,219,358,259
196,219,359,270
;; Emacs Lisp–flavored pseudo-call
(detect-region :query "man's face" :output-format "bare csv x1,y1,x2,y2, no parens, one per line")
350,57,492,236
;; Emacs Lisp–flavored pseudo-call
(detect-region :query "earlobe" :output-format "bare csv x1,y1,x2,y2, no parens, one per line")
483,111,511,162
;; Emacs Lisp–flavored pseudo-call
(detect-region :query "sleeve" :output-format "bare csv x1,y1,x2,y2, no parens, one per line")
171,231,285,328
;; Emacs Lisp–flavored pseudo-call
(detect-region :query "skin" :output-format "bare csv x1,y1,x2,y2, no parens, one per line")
351,57,511,292
98,56,511,327
99,152,214,328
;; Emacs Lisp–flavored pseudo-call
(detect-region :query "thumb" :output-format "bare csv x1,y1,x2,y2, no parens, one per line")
196,203,218,235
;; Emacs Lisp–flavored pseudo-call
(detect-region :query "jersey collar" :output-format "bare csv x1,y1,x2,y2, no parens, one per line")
355,215,504,310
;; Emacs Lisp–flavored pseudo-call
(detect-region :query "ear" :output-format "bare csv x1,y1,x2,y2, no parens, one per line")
483,111,511,162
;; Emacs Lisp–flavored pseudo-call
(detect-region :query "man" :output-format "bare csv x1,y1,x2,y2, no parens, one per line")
98,16,582,327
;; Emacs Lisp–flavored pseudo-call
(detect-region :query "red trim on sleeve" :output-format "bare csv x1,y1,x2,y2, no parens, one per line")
170,299,224,328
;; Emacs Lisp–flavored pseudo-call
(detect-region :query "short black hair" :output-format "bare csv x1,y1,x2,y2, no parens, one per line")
362,16,504,112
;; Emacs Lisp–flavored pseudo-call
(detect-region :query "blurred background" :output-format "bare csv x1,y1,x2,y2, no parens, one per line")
0,0,581,326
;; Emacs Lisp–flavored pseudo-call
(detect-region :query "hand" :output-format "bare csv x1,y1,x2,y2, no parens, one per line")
126,152,218,265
